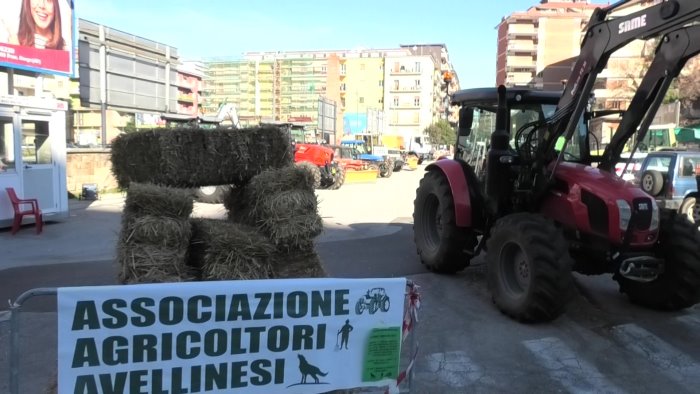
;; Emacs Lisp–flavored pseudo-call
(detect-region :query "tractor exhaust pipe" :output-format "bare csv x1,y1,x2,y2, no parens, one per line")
485,85,512,214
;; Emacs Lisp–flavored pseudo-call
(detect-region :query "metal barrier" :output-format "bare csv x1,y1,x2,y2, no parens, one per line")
8,287,57,394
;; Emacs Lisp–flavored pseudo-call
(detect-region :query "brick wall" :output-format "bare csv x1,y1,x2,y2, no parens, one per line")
66,149,119,196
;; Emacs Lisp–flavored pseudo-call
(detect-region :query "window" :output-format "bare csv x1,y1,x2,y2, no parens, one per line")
414,97,420,106
359,97,365,104
415,62,421,72
680,157,698,177
378,98,384,104
393,97,399,106
378,80,383,87
21,120,52,165
0,118,15,172
394,80,399,90
646,157,672,173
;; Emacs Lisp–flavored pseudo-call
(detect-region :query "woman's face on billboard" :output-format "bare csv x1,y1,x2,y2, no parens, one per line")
30,0,55,31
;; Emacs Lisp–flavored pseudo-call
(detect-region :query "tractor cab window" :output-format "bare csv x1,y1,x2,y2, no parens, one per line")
550,113,588,163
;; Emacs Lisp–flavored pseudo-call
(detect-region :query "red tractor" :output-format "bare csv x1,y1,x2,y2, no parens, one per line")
294,142,345,190
413,0,700,322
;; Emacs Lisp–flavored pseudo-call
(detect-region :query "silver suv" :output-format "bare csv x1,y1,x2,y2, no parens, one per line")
636,150,700,223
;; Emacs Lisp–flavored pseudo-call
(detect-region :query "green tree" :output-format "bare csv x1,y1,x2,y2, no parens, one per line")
424,119,455,147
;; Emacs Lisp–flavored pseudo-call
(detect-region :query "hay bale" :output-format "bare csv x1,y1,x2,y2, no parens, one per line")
223,166,323,250
111,126,293,189
228,189,322,251
116,211,194,284
272,251,327,278
123,182,193,219
120,215,192,248
117,243,193,284
189,218,275,281
223,166,315,217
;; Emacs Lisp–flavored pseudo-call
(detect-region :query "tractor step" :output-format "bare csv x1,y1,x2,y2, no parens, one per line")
618,256,664,283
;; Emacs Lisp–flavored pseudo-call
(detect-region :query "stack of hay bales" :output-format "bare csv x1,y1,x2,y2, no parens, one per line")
111,125,326,283
117,182,195,283
224,165,326,278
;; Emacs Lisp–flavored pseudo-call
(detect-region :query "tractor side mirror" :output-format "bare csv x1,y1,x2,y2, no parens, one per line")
458,107,473,137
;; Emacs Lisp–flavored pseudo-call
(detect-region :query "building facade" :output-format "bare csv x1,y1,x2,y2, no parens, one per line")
201,45,459,144
176,61,205,117
496,0,601,91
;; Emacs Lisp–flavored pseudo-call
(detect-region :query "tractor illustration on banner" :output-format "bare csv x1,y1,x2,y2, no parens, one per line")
355,288,390,315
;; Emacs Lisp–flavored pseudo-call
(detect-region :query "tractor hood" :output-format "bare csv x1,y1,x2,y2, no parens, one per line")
543,162,658,247
552,162,651,202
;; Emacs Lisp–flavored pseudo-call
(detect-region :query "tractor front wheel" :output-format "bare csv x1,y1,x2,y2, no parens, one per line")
413,169,475,273
615,214,700,310
679,195,700,225
486,213,575,323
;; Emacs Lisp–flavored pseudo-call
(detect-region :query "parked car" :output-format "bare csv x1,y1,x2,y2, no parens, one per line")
614,152,647,182
635,150,700,221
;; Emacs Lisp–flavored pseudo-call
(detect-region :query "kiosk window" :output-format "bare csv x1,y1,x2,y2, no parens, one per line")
0,118,14,172
21,120,52,165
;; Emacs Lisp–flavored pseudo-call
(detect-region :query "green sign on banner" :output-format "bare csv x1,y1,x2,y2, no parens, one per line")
362,327,401,382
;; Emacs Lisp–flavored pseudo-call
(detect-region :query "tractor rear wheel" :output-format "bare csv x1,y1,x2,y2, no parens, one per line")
328,166,346,190
615,214,700,310
486,213,575,323
296,162,321,189
413,169,475,273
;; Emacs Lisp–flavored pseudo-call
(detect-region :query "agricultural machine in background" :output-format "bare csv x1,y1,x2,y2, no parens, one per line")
340,139,395,178
413,0,700,323
293,143,345,190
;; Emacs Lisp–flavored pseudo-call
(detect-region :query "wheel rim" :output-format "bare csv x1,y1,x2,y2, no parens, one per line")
642,175,653,192
421,194,441,252
499,242,530,297
686,199,700,223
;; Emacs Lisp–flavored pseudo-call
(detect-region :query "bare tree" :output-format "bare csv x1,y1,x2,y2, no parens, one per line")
677,56,700,111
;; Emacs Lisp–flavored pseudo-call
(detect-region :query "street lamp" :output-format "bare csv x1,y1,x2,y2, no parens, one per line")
442,71,453,122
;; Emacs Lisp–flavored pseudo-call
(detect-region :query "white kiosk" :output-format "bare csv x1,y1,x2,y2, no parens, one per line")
0,94,69,228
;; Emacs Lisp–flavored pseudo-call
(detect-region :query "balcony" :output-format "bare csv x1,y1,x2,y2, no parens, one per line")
389,67,421,76
506,46,537,55
177,93,195,103
389,86,422,93
505,65,536,73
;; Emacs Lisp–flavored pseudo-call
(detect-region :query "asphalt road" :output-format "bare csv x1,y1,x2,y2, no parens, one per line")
2,165,700,393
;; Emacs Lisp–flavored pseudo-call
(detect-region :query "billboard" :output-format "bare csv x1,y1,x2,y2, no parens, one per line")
343,113,367,135
0,0,75,76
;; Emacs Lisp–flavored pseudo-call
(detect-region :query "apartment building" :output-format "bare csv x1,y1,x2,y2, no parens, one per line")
176,61,205,117
201,45,458,143
496,0,602,91
383,55,437,138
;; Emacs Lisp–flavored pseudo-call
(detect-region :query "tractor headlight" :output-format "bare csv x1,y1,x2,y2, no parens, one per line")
650,199,660,231
617,199,631,231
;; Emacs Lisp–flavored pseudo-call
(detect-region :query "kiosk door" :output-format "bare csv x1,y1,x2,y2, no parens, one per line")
21,118,57,210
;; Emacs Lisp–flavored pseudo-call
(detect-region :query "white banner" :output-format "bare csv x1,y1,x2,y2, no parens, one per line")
57,278,406,394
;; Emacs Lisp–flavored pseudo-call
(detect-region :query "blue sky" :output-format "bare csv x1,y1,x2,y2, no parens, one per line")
76,0,540,88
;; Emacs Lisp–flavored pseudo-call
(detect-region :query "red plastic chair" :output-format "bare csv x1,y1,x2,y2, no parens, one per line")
5,187,43,235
